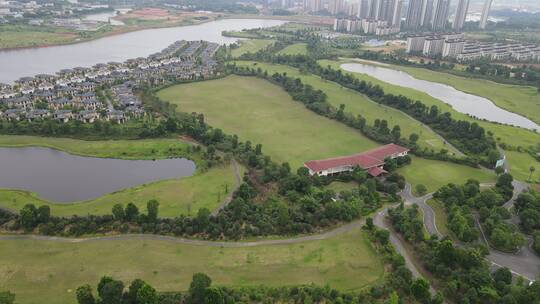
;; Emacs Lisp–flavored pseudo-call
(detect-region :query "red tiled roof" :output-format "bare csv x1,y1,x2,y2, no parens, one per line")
304,143,409,173
368,166,387,177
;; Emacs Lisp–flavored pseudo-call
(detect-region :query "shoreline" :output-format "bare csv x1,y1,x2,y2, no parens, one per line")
0,17,218,52
0,14,308,52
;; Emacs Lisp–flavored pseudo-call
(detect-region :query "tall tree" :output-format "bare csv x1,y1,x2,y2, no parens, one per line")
76,285,95,304
189,273,212,304
147,200,160,222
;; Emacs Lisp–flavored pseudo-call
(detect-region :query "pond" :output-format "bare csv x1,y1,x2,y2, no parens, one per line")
340,63,540,131
0,147,196,202
0,18,285,83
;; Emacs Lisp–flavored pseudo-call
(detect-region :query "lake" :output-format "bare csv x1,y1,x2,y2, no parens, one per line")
341,63,540,131
0,18,285,83
0,147,196,202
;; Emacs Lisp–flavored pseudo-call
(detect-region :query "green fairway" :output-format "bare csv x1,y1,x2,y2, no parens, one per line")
0,228,383,304
231,39,274,57
322,59,540,181
235,61,454,153
398,156,496,194
0,163,240,218
505,150,539,183
0,135,195,160
397,66,540,125
158,75,379,168
277,43,308,55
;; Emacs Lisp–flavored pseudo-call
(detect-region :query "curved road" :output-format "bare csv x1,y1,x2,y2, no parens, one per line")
400,183,539,282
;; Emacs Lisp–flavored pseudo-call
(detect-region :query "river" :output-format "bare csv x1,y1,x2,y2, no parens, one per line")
341,63,540,131
0,18,285,84
0,147,196,202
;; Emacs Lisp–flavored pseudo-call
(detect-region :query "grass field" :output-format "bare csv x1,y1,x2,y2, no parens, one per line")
231,39,274,57
0,163,240,217
235,61,454,153
0,25,77,49
322,59,540,181
398,156,496,195
426,199,449,236
158,75,379,168
325,181,358,193
397,66,540,126
0,228,383,304
0,136,241,217
277,43,308,55
0,135,195,160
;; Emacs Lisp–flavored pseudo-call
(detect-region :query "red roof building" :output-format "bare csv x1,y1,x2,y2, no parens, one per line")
304,143,409,177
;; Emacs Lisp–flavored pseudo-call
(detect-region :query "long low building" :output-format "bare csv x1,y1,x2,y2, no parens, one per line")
304,143,410,177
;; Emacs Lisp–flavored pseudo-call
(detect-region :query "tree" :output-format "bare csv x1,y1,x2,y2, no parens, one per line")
493,267,512,285
415,184,427,196
98,278,124,304
19,204,38,230
365,217,374,230
529,166,536,182
409,133,419,145
189,273,212,304
391,125,401,141
127,279,146,304
112,204,125,221
76,285,95,304
495,166,505,175
136,283,158,304
0,291,15,304
411,278,431,302
146,200,159,222
37,205,50,223
125,203,139,222
204,287,224,304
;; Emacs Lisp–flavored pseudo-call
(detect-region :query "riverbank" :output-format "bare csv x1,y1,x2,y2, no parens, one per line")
0,14,219,51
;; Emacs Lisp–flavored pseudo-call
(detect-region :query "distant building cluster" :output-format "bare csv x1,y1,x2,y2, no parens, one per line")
406,33,465,57
277,0,494,33
407,33,540,62
0,41,220,123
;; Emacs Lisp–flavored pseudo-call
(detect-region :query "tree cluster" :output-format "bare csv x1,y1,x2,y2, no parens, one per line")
388,205,540,304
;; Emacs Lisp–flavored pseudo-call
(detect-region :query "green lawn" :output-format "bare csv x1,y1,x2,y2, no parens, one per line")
277,43,308,55
322,59,540,182
397,66,540,126
158,75,379,168
231,39,274,57
0,25,77,49
0,228,383,304
0,163,240,218
0,135,195,160
0,136,241,217
325,181,358,193
235,61,454,153
505,150,539,183
398,156,496,194
426,199,449,237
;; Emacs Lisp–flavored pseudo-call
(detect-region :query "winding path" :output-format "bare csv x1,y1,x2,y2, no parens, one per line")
0,217,366,248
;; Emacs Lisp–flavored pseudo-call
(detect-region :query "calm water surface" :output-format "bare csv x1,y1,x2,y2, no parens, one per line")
0,19,285,83
0,147,196,202
341,63,540,131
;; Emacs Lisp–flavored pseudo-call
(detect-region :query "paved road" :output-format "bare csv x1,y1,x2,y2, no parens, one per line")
0,217,367,248
211,159,242,216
